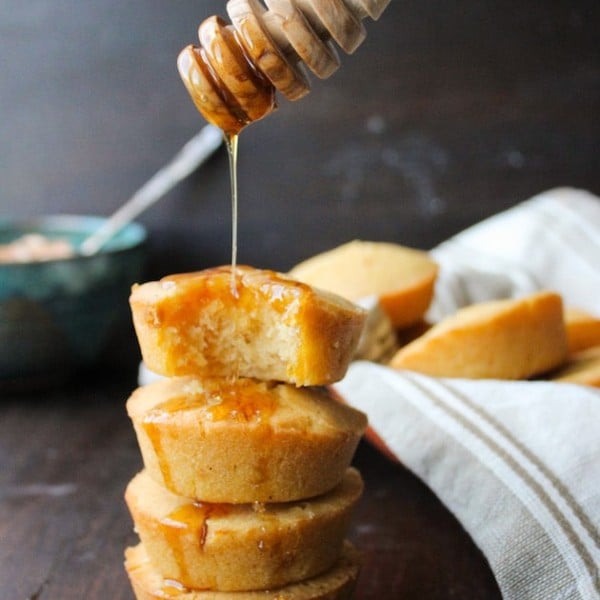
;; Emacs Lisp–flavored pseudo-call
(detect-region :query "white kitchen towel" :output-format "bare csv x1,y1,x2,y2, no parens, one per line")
333,187,600,600
334,366,600,600
427,187,600,321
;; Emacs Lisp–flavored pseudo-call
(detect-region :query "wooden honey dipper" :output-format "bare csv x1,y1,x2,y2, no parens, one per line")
177,0,391,135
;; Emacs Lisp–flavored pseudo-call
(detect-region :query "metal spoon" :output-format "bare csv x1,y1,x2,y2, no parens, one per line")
79,124,223,256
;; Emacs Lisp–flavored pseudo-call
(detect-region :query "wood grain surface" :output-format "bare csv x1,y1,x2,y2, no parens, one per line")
1,374,501,599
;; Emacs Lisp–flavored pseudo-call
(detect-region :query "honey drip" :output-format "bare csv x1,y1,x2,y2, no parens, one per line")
144,381,278,425
154,266,301,371
224,132,240,297
160,501,234,586
177,0,391,135
142,382,277,492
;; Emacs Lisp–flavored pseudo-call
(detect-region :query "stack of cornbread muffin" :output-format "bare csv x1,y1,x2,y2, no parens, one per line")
123,266,368,599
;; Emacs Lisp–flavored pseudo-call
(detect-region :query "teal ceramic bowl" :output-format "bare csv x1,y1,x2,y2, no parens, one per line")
0,215,146,389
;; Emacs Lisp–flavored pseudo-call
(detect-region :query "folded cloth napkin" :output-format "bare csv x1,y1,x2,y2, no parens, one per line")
333,187,600,600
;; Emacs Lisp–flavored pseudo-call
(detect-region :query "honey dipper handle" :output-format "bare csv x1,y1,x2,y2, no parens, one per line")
178,0,392,134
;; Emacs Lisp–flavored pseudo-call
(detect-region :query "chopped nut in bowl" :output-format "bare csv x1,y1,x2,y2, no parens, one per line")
0,215,146,390
0,233,75,263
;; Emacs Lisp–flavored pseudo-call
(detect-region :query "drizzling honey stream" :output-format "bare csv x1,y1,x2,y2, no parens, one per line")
177,0,391,287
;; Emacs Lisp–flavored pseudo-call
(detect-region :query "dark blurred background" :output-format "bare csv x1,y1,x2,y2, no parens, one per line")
1,0,598,275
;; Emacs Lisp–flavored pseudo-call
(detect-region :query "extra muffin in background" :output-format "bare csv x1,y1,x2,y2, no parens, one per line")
289,240,438,329
390,291,568,380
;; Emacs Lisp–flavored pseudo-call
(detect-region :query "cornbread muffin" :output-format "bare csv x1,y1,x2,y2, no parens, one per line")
564,308,600,354
550,345,600,388
130,266,366,386
390,291,568,379
125,469,363,592
125,540,361,600
289,240,438,328
126,376,367,503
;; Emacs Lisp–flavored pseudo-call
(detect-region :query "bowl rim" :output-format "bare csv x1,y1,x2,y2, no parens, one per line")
0,214,147,265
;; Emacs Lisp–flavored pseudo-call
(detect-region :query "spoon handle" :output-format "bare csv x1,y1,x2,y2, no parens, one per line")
79,124,223,256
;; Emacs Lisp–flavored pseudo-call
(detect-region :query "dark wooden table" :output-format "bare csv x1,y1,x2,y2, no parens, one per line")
1,371,501,600
0,0,598,598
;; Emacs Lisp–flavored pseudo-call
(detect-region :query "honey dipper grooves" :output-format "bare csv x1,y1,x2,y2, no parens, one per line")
177,0,391,134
